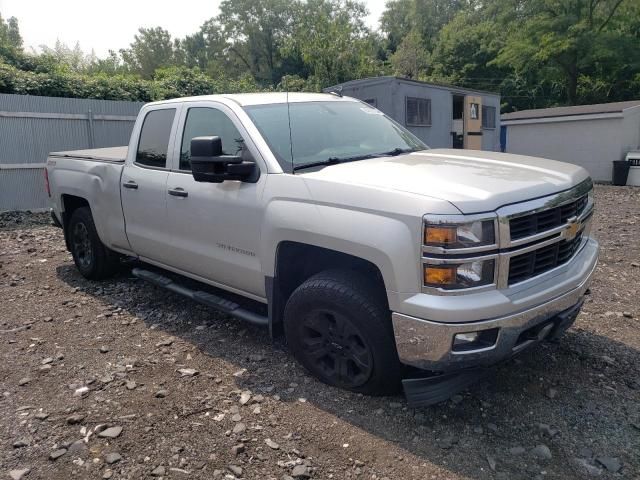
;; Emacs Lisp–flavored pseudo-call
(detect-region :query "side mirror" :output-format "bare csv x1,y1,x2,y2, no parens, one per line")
190,136,258,183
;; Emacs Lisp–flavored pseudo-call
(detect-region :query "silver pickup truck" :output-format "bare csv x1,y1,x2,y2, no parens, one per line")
46,92,598,405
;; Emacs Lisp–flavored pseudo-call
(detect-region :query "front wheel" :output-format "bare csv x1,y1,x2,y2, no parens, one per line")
283,270,402,395
68,207,119,280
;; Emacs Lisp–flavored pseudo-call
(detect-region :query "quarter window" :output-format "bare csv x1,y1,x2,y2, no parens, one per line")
482,105,497,129
180,107,244,171
136,109,176,168
405,97,431,126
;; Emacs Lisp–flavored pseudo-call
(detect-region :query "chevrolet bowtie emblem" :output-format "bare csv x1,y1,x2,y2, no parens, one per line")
565,218,581,241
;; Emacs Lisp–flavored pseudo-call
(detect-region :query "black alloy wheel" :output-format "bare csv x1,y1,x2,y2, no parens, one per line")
299,308,374,388
71,221,93,269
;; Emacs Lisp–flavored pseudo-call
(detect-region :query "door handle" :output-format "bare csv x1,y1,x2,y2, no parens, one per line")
122,181,138,189
168,188,188,198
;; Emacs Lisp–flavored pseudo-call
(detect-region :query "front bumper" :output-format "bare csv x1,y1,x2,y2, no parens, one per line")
392,238,597,372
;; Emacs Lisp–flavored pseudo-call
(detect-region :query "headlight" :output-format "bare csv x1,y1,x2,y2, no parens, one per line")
424,219,496,249
423,259,495,290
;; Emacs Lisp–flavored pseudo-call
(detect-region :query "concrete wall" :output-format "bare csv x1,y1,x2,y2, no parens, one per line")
338,78,501,151
504,111,640,182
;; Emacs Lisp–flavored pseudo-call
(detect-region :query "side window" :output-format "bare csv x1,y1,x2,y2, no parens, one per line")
136,108,176,168
405,97,431,126
180,107,244,171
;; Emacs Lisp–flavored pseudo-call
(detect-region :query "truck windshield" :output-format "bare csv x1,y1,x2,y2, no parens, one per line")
243,101,427,172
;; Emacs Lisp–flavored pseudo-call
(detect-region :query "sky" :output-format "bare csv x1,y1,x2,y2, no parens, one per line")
0,0,387,58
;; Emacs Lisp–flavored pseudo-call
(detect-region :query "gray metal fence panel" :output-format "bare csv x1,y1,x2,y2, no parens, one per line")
0,93,144,212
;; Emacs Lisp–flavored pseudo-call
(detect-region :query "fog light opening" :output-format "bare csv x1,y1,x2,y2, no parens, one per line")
452,328,499,352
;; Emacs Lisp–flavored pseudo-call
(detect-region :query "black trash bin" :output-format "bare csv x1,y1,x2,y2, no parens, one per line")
612,160,630,186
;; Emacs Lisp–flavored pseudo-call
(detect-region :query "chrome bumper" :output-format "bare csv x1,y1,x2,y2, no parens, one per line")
392,241,597,372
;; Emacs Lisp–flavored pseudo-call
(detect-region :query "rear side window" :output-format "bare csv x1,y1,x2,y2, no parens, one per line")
136,108,176,168
180,107,244,171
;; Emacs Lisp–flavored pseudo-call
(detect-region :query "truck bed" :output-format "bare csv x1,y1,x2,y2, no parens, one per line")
49,146,127,163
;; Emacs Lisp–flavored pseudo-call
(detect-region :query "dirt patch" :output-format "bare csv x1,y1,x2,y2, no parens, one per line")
1,185,639,479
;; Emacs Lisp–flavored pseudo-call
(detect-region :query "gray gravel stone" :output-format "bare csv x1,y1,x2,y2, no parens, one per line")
291,464,311,478
12,439,29,448
228,465,243,476
232,422,246,434
105,453,122,464
151,465,166,476
66,413,85,424
9,469,30,480
98,426,123,438
49,448,67,461
155,389,169,398
573,458,603,476
231,443,245,455
595,456,622,472
265,438,280,449
531,444,552,460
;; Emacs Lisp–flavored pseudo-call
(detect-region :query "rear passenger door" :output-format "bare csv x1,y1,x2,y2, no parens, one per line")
121,106,179,261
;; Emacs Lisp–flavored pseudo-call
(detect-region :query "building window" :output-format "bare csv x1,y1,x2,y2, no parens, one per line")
363,98,377,107
405,97,431,126
482,105,496,129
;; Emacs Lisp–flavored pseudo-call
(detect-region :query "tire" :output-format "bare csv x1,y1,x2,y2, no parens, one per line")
68,207,119,280
283,269,402,395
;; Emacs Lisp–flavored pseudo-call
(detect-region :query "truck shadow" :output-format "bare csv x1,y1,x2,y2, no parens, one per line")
56,263,640,479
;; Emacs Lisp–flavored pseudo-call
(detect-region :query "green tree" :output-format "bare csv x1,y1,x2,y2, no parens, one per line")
430,11,507,92
120,27,176,79
283,0,381,86
0,13,23,63
218,0,294,84
495,0,637,104
390,29,429,78
380,0,413,52
180,19,227,72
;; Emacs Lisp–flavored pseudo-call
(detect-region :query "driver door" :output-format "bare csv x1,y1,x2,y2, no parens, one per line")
164,102,267,298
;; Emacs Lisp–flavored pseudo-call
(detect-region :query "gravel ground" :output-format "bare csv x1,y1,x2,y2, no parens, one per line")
1,185,639,480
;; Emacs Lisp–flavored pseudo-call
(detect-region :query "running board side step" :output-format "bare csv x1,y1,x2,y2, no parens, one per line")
131,268,268,327
402,368,491,407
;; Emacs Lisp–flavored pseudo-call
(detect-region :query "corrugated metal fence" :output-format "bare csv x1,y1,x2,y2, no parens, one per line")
0,93,144,212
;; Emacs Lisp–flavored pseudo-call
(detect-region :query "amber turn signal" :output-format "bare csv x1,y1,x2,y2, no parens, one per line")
424,226,457,246
424,265,456,286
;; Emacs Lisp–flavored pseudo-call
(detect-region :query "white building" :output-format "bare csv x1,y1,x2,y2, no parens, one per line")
501,100,640,182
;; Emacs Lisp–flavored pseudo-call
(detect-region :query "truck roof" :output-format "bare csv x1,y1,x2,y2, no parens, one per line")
148,92,356,107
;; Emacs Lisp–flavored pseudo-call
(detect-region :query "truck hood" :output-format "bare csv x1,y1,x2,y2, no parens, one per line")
299,149,590,213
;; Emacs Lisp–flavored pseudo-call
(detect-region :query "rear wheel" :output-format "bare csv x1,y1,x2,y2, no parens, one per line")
68,207,119,280
284,270,402,395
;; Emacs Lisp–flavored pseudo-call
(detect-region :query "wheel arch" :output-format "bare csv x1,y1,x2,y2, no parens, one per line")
267,241,388,337
60,194,91,250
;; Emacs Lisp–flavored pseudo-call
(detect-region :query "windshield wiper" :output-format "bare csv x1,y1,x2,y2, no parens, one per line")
292,148,418,172
379,147,418,156
292,153,381,172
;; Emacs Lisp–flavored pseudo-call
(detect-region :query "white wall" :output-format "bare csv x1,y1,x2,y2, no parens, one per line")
504,115,640,182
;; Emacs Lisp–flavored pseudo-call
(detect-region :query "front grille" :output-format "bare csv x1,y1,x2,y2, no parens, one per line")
509,195,588,240
508,233,583,285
